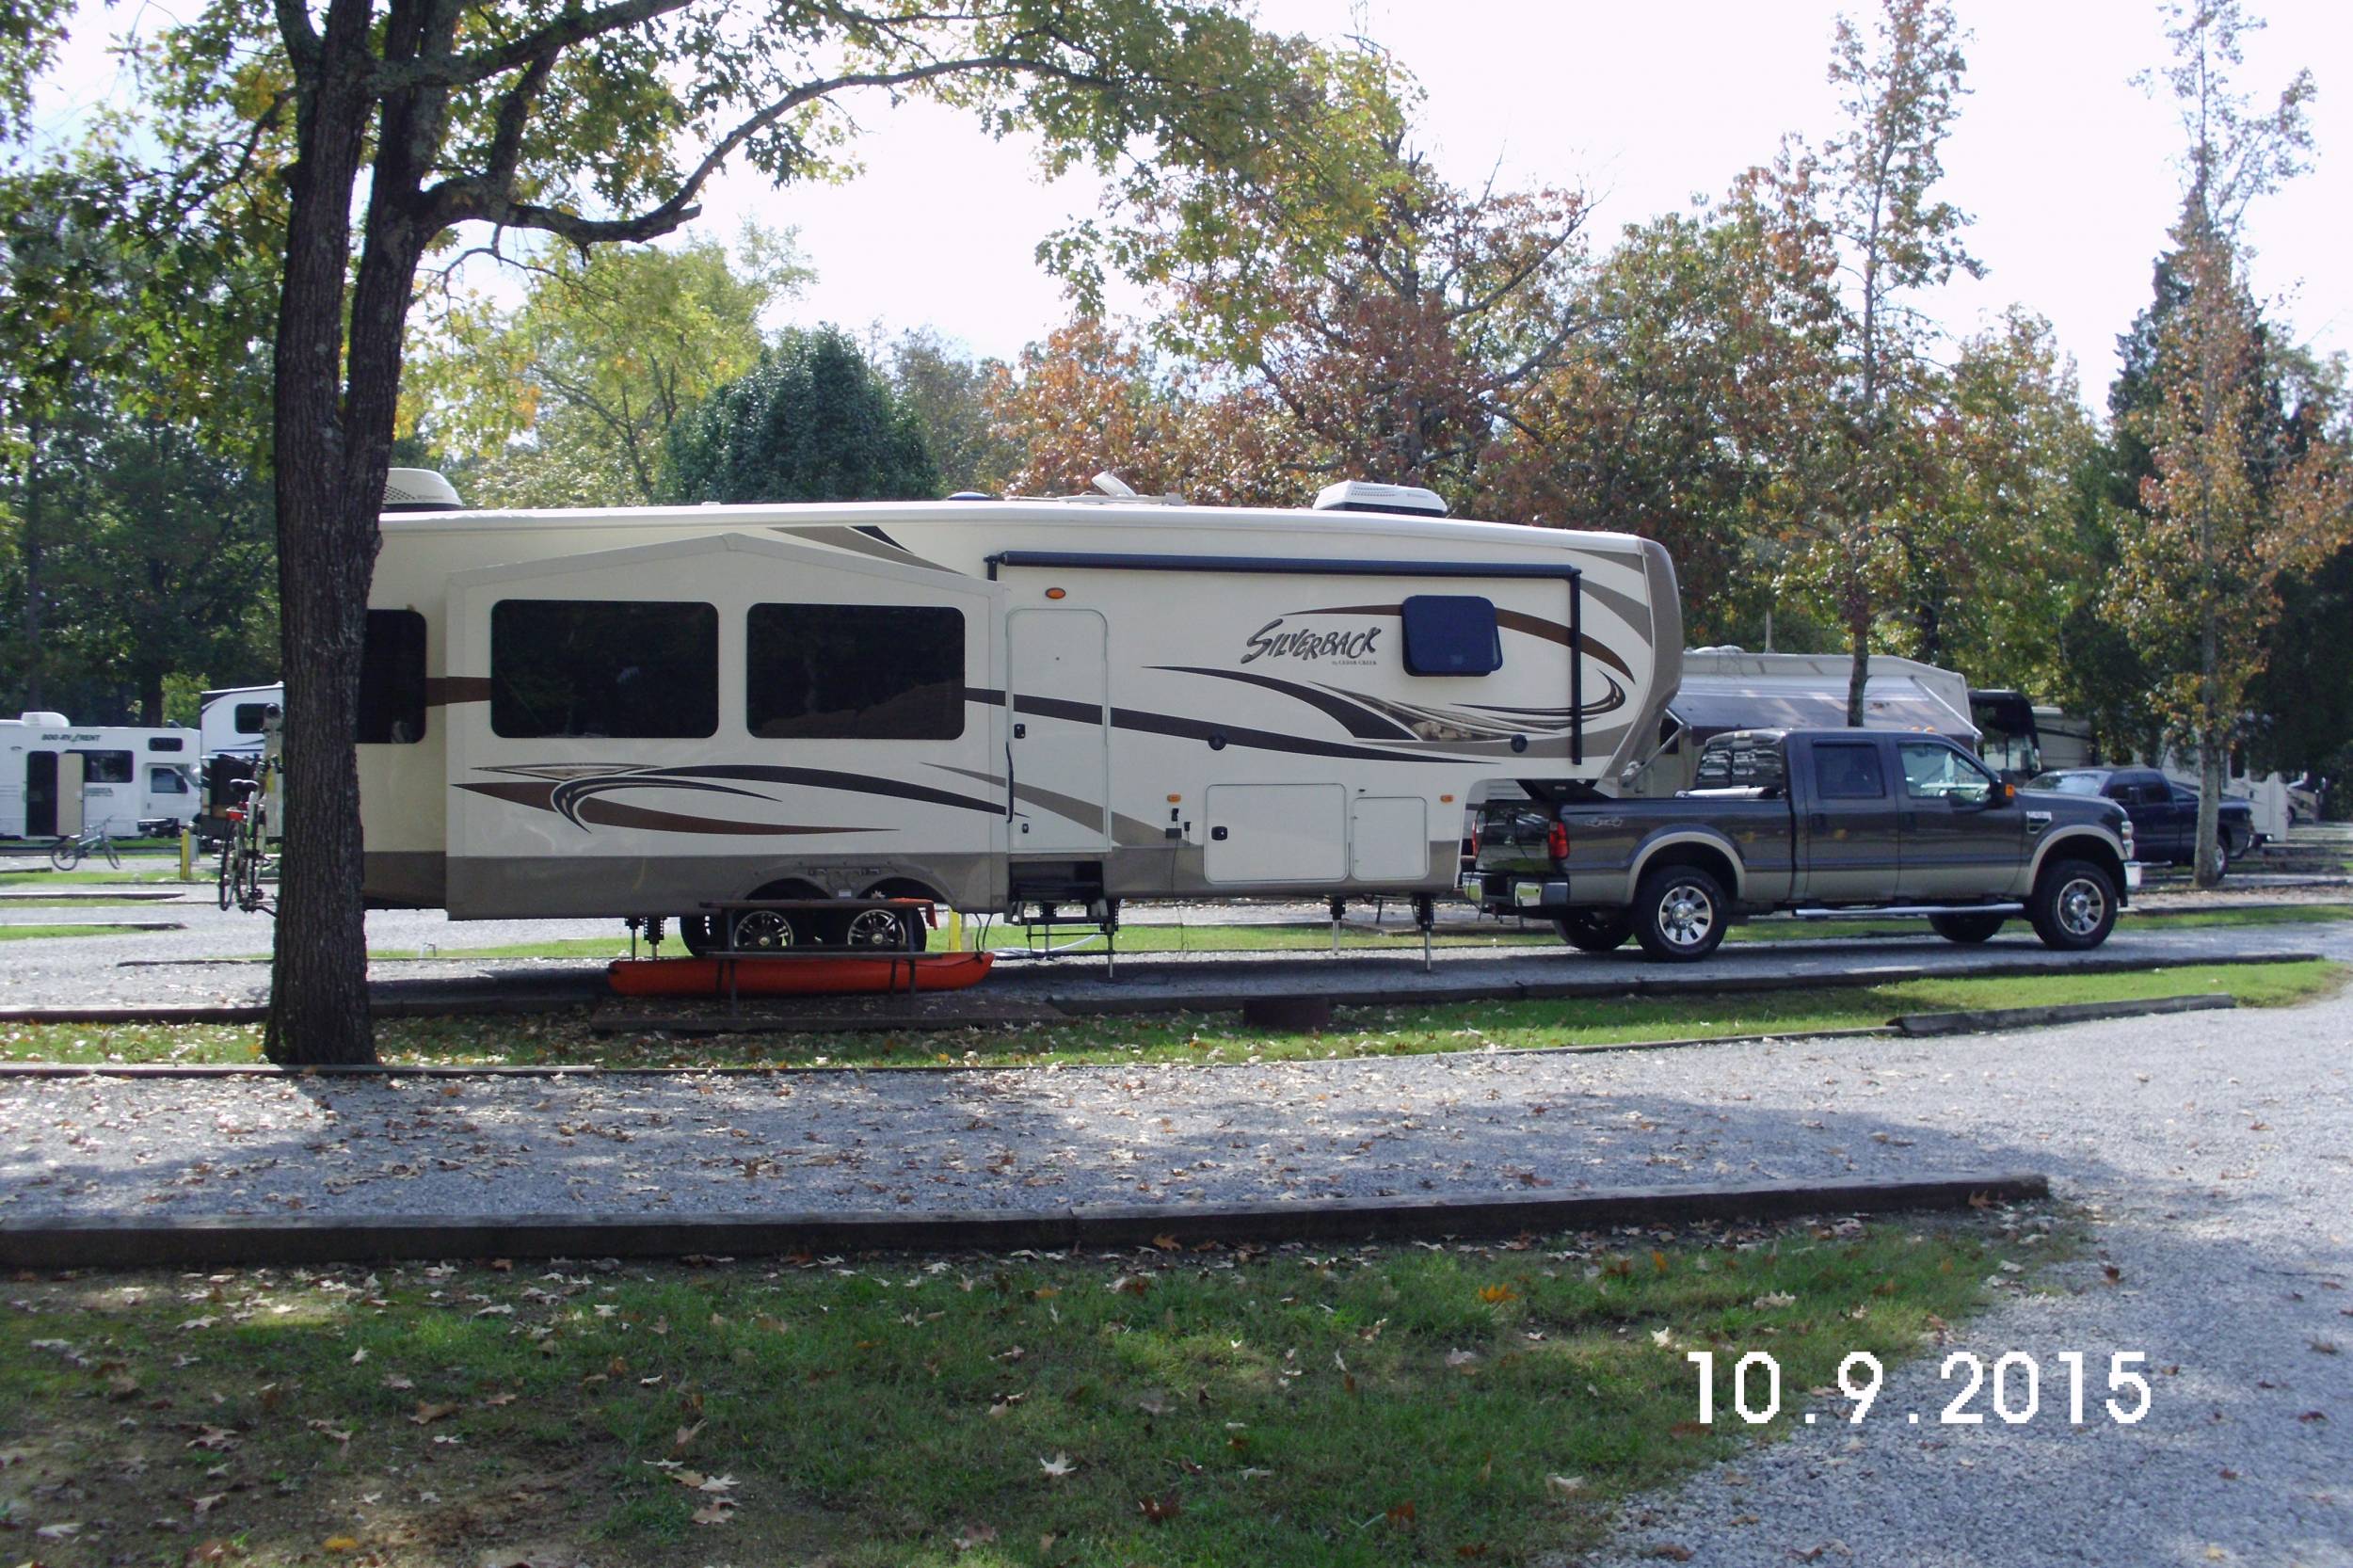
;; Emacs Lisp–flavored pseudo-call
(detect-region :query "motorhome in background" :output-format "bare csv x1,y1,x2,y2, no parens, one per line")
1970,693,2293,841
1615,648,1977,798
0,714,200,838
199,683,284,759
354,470,1682,946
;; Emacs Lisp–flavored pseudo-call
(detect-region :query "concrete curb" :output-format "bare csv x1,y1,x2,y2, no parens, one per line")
0,950,2325,1032
0,1171,2051,1269
1895,992,2236,1036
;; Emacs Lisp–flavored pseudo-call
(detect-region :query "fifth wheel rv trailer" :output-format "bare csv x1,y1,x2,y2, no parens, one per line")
357,471,1681,945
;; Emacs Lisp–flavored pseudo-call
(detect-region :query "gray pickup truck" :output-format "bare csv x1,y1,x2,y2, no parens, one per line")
1469,728,2139,961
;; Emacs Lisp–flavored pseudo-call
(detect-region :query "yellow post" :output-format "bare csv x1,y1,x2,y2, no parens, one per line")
946,907,964,952
179,827,193,882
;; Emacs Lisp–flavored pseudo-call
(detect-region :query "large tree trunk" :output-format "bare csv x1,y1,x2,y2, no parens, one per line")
263,1,383,1066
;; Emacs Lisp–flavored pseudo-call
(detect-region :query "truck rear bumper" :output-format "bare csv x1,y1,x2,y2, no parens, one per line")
1464,871,1570,911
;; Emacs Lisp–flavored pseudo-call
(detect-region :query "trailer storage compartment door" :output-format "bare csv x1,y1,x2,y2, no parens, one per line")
1350,795,1430,884
1204,783,1346,884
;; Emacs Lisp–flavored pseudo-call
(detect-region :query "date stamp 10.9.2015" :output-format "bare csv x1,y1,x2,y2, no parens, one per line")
1689,1350,2154,1429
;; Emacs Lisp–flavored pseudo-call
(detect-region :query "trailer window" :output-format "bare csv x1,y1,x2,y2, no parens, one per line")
358,609,429,744
76,749,134,783
490,600,719,740
148,735,185,752
232,703,270,735
746,604,965,740
1400,595,1502,676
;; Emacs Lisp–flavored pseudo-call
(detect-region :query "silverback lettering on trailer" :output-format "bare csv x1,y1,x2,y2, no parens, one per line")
1241,618,1382,665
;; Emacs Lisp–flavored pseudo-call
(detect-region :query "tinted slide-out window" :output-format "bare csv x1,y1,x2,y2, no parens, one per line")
491,600,718,739
1400,595,1503,677
746,603,965,740
358,609,428,744
232,703,270,735
1813,742,1886,800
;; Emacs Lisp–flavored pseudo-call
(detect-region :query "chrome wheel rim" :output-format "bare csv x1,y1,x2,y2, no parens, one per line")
2056,876,2106,937
844,908,905,949
732,910,794,951
1657,882,1715,948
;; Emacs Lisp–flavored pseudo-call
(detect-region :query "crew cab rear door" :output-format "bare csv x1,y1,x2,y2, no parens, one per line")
1794,736,1900,901
1894,739,2022,898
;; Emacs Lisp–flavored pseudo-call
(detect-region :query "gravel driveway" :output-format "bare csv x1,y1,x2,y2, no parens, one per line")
3,930,2348,1563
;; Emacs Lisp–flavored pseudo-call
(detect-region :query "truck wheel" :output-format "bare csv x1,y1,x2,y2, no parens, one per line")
1554,910,1634,952
2209,837,2229,881
1928,912,2006,944
2029,859,2118,951
1632,865,1728,962
677,916,720,957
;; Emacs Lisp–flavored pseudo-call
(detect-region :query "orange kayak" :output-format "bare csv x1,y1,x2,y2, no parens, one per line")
605,950,994,998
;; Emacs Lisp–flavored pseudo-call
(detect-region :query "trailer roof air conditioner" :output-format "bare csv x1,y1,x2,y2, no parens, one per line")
1312,481,1449,519
383,468,466,513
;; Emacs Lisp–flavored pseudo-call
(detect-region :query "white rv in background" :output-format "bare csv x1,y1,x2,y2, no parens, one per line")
0,714,200,838
199,683,284,759
1616,648,1977,798
354,471,1682,947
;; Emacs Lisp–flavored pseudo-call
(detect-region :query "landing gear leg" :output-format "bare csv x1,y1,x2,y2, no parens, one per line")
1329,897,1346,955
1414,893,1436,974
1103,899,1120,982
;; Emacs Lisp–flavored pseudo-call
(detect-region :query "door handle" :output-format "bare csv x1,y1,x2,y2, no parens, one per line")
1210,825,1228,840
1013,722,1026,739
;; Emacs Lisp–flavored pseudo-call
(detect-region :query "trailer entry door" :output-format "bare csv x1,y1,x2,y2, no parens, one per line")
1007,609,1112,853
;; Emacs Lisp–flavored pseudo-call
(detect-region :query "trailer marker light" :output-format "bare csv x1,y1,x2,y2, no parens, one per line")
1439,793,1455,803
1045,586,1067,600
1166,793,1182,803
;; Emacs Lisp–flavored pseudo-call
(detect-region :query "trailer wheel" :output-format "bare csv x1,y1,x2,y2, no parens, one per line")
730,909,797,951
844,906,926,951
1928,912,2006,944
2028,858,2117,951
1631,864,1728,962
1554,910,1634,952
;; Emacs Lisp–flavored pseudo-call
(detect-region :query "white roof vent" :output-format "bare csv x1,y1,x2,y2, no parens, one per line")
19,711,70,728
1312,480,1448,519
382,467,465,513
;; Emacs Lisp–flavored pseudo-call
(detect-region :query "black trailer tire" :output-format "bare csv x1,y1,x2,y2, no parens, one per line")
1554,910,1635,952
1928,911,2007,944
677,916,720,957
1631,865,1729,962
2029,858,2118,951
843,905,927,951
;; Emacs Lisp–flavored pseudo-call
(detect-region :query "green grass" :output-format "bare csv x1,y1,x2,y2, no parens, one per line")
0,920,165,941
0,866,191,887
0,1217,2039,1566
7,959,2341,1070
352,900,2353,965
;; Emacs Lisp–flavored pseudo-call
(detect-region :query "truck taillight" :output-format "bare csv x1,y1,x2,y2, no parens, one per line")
1545,821,1570,861
1469,826,1481,858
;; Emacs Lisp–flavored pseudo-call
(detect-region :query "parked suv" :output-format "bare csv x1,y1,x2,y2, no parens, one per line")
2027,767,2254,876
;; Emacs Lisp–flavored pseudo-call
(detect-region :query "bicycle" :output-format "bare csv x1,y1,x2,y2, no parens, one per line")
49,826,121,872
216,773,276,913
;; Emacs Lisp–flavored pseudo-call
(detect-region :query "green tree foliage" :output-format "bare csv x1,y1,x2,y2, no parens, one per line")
887,328,1020,495
662,326,938,504
402,225,809,506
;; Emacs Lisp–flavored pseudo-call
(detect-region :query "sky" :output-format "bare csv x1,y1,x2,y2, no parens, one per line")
27,0,2353,409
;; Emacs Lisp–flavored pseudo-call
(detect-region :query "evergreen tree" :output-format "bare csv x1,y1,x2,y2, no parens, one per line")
662,328,939,504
